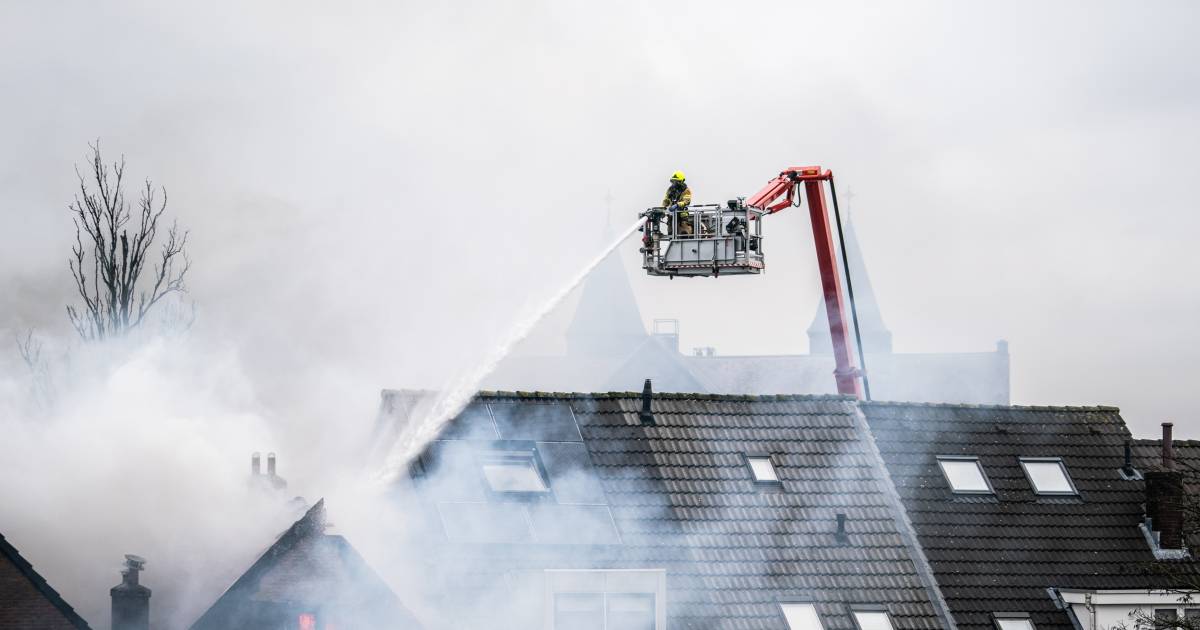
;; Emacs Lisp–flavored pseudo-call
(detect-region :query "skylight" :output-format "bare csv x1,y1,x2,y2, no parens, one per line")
481,455,548,493
995,617,1035,630
937,457,992,493
1019,458,1076,495
747,456,779,482
781,603,824,630
853,611,895,630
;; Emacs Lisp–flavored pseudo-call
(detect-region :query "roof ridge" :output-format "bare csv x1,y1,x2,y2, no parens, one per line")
0,532,91,629
190,499,327,630
861,399,1121,412
479,390,858,401
381,389,857,402
381,389,1120,410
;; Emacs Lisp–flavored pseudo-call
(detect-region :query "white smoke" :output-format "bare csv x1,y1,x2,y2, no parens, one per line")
376,219,643,484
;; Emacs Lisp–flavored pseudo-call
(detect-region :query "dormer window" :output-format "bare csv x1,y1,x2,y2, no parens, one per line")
1019,458,1077,495
480,451,549,494
746,455,780,483
937,456,993,494
546,569,665,630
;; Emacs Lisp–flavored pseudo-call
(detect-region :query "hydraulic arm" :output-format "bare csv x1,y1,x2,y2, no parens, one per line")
746,166,866,399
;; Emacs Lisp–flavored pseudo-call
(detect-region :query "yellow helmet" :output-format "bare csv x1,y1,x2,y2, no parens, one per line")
670,170,685,182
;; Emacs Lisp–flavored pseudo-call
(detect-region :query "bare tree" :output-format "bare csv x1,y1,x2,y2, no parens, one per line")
14,329,55,409
66,142,191,341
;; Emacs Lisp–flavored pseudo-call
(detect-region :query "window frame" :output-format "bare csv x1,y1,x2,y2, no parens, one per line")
777,599,825,630
850,605,895,630
936,456,995,495
1018,457,1079,496
744,453,782,485
476,443,552,499
544,569,666,630
992,612,1035,630
1154,608,1180,630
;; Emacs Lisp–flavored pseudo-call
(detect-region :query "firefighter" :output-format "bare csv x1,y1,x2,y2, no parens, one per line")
663,171,693,235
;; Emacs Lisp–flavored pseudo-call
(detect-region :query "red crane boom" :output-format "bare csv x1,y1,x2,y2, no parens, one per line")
745,166,864,398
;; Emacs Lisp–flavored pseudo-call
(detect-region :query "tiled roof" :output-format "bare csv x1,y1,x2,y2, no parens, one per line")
191,499,420,630
1132,438,1200,478
386,390,949,630
0,531,91,629
861,401,1199,630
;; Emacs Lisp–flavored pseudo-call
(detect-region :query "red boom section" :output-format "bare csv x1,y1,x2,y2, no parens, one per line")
746,166,864,398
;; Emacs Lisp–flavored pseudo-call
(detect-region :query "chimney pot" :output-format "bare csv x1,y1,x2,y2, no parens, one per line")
111,555,150,630
268,452,277,476
251,452,261,476
1163,423,1175,470
639,379,655,425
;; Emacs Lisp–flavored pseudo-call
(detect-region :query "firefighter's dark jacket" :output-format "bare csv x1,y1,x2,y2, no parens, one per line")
662,181,692,209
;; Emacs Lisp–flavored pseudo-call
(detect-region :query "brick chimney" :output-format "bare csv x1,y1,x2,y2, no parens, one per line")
111,555,150,630
1145,422,1186,550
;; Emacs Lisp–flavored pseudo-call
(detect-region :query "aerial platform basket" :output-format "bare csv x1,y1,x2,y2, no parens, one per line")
640,200,766,278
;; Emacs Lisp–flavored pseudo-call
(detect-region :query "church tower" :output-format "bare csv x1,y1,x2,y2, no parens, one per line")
807,214,893,354
564,204,649,359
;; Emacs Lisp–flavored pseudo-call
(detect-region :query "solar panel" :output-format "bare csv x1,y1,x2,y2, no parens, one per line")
437,502,533,543
490,402,582,442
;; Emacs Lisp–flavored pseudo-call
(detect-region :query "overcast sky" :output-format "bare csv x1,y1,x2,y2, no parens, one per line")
4,1,1200,623
3,0,1198,438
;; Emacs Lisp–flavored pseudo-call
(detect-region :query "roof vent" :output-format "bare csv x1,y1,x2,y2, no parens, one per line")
639,379,655,426
1120,440,1140,479
835,513,849,544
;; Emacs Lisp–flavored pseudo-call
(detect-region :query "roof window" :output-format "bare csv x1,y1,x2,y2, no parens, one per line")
852,610,895,630
1019,458,1077,495
993,613,1035,630
481,451,548,493
780,603,824,630
936,456,993,494
747,455,780,483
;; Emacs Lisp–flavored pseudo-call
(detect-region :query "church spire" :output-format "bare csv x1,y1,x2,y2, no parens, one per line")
565,196,648,358
808,204,892,355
